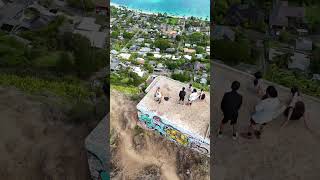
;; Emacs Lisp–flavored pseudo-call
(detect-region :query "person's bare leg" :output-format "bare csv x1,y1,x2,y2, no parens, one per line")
219,122,224,133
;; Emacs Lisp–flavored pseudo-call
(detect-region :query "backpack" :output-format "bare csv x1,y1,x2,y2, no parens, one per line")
201,93,205,100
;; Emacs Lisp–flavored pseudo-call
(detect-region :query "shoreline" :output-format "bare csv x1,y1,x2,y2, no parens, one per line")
110,3,209,21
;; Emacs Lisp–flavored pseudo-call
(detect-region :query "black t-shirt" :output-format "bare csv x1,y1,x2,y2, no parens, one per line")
179,90,186,98
221,91,243,115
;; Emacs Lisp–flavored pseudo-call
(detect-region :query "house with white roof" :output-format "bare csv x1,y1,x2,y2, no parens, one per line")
132,66,145,77
119,53,131,60
288,52,310,71
184,55,192,60
154,54,162,59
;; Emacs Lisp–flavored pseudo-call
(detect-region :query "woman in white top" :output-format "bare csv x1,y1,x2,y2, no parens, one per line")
188,89,199,106
154,87,162,104
241,86,280,139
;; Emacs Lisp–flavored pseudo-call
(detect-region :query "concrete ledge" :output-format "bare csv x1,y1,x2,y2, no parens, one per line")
212,61,320,103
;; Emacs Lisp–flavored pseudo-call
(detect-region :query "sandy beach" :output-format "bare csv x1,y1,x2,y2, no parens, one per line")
111,3,209,21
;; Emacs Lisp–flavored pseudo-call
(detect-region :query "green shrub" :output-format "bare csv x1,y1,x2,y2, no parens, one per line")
0,74,91,100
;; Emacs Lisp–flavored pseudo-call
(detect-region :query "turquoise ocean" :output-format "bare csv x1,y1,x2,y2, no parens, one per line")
111,0,210,20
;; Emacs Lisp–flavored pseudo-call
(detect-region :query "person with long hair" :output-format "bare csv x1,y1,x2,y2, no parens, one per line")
281,87,309,130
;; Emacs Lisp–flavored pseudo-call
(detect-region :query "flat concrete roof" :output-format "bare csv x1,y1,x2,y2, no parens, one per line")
85,116,108,170
137,76,210,139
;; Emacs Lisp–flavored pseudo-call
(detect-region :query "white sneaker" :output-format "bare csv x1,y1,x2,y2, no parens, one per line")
232,132,238,140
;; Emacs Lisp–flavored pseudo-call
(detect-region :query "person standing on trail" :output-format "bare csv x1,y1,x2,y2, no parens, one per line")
218,81,243,140
188,83,193,92
154,87,162,104
199,89,205,100
187,89,198,106
178,87,186,105
253,71,263,97
241,86,280,139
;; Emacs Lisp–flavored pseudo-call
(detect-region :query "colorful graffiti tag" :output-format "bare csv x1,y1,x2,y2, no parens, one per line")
164,125,189,146
137,111,209,156
138,113,166,135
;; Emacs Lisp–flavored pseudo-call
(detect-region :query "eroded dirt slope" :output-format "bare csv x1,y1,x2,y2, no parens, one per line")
110,90,209,180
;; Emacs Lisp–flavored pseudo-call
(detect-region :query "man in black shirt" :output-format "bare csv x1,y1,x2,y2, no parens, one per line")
218,81,243,140
178,87,186,105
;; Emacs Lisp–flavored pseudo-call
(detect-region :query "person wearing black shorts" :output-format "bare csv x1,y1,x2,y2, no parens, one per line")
218,81,243,139
178,87,186,105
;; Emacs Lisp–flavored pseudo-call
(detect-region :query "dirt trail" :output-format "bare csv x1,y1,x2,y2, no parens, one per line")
110,90,180,180
0,86,100,180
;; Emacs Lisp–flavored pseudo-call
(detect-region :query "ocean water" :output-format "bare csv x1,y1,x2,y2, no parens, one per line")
111,0,210,20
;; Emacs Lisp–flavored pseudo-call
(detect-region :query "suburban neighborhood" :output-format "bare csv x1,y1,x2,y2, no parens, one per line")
110,5,210,94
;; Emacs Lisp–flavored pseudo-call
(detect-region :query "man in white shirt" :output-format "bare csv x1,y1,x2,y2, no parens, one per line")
187,89,199,106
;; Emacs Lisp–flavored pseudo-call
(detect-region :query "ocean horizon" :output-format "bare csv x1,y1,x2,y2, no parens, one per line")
111,0,210,20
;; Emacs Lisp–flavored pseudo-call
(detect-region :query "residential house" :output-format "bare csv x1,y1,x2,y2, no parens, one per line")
0,3,55,32
129,45,139,51
154,54,162,59
196,54,203,59
225,4,265,26
172,56,181,60
137,57,145,65
111,58,120,71
288,52,310,71
200,77,207,85
140,47,151,53
137,38,144,43
312,74,320,81
184,48,196,54
110,49,119,55
148,61,157,67
119,53,131,60
295,38,312,52
73,17,106,48
164,54,172,59
184,55,192,61
269,0,305,30
212,25,235,41
194,61,206,71
132,66,145,77
166,48,175,53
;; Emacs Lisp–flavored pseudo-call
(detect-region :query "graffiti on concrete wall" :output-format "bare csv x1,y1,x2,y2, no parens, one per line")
164,125,189,146
189,138,210,155
137,110,209,156
138,112,166,135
